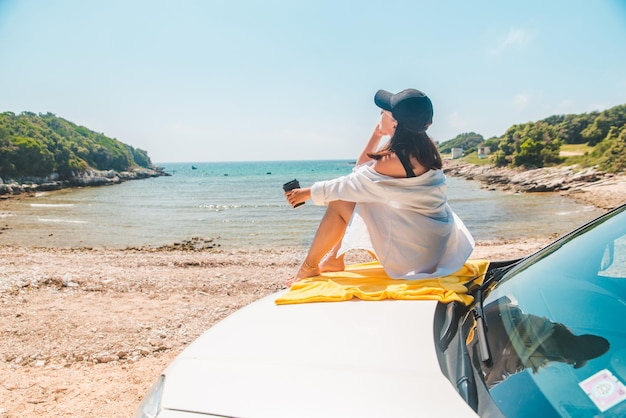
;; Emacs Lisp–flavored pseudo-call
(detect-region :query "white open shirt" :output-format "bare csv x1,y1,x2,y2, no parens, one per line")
310,163,475,280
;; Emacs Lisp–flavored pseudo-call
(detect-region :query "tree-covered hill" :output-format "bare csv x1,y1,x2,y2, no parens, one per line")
437,132,486,155
438,104,626,172
0,111,153,180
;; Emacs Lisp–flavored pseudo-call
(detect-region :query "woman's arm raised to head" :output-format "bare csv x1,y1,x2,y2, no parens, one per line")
356,127,385,165
357,110,397,165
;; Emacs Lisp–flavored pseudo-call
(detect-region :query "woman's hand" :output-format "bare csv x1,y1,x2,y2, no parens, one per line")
373,121,386,138
378,110,397,137
356,111,396,165
285,187,311,208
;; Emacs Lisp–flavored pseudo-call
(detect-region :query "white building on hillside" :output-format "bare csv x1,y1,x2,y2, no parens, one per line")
451,148,464,159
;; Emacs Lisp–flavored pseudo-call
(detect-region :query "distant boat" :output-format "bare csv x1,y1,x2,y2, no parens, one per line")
191,165,197,170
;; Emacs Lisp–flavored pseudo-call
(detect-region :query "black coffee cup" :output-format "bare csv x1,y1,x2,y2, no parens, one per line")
283,179,304,208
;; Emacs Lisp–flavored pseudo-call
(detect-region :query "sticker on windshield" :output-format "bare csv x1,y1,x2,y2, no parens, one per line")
579,369,626,412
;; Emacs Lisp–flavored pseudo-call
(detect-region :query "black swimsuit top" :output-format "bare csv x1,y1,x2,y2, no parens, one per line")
396,151,416,178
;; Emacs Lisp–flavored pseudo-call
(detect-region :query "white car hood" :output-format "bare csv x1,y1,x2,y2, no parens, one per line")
160,291,476,417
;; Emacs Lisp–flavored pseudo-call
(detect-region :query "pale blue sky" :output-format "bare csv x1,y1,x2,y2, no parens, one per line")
1,0,625,163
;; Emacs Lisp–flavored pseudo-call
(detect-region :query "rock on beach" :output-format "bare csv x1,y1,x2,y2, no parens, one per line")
444,162,626,210
0,167,168,198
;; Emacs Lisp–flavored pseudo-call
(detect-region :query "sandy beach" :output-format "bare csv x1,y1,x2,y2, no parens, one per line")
1,176,625,417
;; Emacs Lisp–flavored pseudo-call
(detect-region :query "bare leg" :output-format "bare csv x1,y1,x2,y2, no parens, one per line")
319,242,379,273
319,241,346,273
286,200,355,286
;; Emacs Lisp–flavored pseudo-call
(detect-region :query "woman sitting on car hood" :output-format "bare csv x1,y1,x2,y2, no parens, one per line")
284,88,475,285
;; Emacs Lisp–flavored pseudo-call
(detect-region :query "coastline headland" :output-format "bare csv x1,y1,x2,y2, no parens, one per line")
0,166,169,198
444,162,626,211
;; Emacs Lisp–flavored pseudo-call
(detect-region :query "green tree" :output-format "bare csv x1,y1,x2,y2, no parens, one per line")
128,146,152,168
496,122,561,168
513,138,543,167
0,129,17,178
541,112,597,144
438,132,485,154
592,127,626,173
11,136,55,177
490,149,509,167
581,105,626,146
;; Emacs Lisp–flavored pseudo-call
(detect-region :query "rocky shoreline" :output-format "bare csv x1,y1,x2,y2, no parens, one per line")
444,162,626,211
0,166,169,198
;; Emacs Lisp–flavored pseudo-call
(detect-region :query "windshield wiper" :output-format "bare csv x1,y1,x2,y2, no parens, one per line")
482,258,523,288
474,289,492,367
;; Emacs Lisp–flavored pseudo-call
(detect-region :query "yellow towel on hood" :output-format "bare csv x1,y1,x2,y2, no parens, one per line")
275,259,489,305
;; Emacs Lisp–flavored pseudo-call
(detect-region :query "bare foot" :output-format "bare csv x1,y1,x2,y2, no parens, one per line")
285,261,320,286
319,254,345,273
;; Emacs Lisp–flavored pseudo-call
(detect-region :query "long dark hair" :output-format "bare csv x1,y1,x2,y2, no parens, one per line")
368,124,442,171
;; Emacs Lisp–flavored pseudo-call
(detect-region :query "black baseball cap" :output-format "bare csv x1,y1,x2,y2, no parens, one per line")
374,88,433,132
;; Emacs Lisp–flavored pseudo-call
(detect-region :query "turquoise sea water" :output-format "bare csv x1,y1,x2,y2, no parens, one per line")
0,160,604,250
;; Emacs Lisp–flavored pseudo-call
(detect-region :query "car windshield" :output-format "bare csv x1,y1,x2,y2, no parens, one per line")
477,206,626,417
